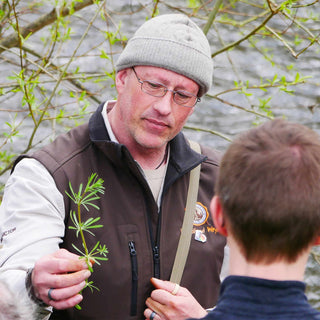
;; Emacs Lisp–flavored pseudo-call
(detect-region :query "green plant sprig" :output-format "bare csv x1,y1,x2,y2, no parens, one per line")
65,173,108,310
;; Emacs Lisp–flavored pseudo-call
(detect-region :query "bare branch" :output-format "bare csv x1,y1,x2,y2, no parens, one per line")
203,0,223,35
264,25,297,58
0,0,97,55
209,96,274,120
212,9,277,57
25,0,106,150
184,125,232,142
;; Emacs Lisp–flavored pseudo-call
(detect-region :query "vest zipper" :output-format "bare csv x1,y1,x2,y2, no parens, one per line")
153,245,160,278
128,241,138,316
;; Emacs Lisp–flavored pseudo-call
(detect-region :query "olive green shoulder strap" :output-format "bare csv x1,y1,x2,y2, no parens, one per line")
170,140,201,284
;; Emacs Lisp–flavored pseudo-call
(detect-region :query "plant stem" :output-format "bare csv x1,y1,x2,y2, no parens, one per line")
77,201,89,262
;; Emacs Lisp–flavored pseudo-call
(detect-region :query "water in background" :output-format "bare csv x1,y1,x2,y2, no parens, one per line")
0,0,320,308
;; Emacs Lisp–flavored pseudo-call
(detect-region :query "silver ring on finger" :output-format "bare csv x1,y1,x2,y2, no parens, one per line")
150,311,157,320
48,288,55,301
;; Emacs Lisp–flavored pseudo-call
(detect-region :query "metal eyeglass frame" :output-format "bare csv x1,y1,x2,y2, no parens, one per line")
131,67,200,108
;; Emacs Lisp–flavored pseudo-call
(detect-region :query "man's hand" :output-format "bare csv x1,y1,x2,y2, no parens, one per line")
144,278,208,320
31,249,91,309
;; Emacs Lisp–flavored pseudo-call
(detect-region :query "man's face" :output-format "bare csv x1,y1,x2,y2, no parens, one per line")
113,66,199,151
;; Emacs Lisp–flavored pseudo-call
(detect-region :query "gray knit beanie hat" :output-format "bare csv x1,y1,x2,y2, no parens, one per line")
115,14,213,97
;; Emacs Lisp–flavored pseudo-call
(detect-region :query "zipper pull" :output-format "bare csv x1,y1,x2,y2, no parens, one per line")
153,245,160,278
129,241,137,256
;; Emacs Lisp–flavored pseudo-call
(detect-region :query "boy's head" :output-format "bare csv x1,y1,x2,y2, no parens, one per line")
213,119,320,263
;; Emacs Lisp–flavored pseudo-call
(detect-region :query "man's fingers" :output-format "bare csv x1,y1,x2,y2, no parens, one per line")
46,270,91,289
150,277,166,289
35,270,91,303
40,257,88,274
52,248,82,261
145,298,164,318
32,270,91,300
36,250,89,274
46,280,87,302
31,249,92,308
144,307,161,320
150,278,183,297
48,293,84,310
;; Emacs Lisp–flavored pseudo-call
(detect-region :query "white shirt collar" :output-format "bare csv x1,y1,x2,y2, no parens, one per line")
101,100,118,143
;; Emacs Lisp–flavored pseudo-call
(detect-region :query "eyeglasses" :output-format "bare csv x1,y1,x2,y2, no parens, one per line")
132,67,200,108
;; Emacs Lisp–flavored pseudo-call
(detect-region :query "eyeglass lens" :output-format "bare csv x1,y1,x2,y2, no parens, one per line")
132,68,199,107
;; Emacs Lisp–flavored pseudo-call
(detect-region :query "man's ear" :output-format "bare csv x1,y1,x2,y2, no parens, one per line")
210,195,228,237
115,69,129,93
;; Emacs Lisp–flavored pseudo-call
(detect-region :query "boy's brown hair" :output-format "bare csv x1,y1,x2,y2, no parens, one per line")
216,119,320,263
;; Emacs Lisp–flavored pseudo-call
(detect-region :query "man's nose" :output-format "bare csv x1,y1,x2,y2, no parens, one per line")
153,90,174,114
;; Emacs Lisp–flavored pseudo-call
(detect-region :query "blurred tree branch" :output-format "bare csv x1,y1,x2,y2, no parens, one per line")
0,0,96,54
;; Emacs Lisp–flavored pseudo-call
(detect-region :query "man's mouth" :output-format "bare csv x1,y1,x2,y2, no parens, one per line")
146,118,168,128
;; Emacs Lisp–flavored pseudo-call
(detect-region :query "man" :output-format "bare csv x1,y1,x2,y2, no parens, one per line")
0,14,226,319
189,119,320,320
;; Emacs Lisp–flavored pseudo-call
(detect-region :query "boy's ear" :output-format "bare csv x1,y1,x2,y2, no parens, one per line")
210,195,228,237
314,236,320,246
